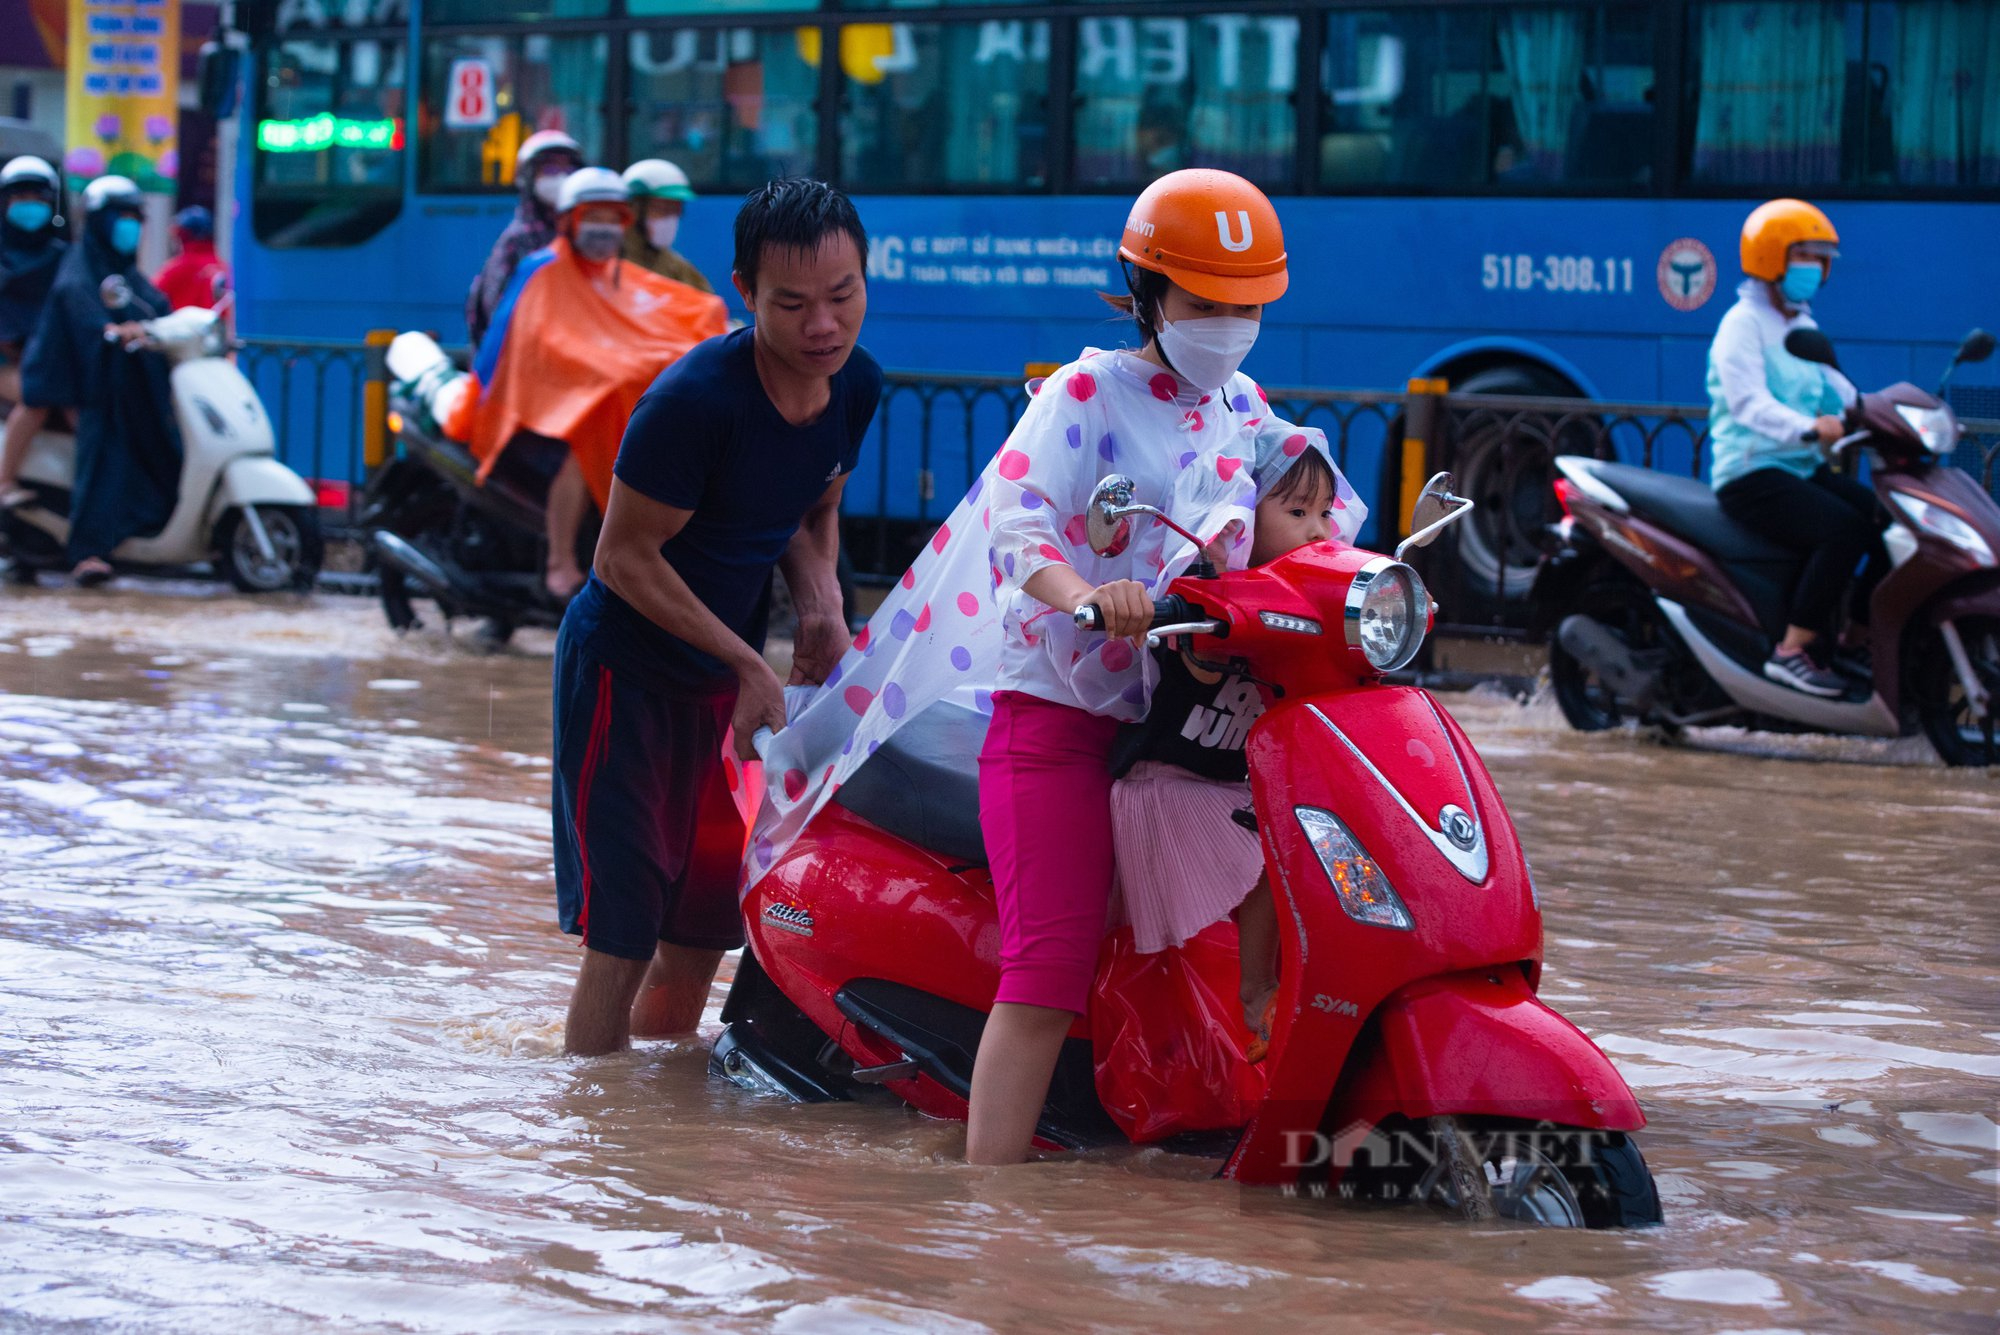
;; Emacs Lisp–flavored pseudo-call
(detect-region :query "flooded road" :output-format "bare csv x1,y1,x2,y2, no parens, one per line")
2,585,1995,1333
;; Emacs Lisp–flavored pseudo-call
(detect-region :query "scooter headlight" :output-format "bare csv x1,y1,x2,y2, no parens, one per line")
1344,558,1430,672
1890,492,1996,566
1894,403,1957,455
1294,806,1412,931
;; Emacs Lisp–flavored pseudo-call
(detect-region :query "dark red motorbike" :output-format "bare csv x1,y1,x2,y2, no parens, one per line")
715,475,1662,1227
1537,328,2000,765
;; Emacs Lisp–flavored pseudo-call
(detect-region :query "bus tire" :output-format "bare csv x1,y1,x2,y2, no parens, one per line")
1438,363,1582,615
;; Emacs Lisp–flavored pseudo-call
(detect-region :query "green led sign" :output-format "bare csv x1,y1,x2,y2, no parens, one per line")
256,113,399,153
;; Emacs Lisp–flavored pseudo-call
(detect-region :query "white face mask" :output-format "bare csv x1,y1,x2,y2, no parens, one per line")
646,214,680,251
573,222,623,263
1156,315,1260,390
532,172,568,208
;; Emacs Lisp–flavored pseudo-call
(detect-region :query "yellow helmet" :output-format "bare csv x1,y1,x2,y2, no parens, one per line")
1740,199,1839,282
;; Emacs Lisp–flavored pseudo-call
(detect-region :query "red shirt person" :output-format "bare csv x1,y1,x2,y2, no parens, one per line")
153,207,230,311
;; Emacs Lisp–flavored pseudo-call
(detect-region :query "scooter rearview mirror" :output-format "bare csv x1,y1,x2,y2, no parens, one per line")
1784,328,1840,371
1395,471,1476,562
1955,328,1996,366
1086,474,1138,558
98,274,133,314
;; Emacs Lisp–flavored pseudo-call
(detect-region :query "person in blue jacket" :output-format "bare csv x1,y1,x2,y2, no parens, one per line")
1707,198,1884,697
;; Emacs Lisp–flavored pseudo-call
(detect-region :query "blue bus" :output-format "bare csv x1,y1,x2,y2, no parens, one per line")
226,0,2000,579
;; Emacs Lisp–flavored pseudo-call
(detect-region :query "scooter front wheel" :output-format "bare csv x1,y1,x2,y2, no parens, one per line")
216,504,324,594
1915,615,2000,767
1390,1116,1663,1228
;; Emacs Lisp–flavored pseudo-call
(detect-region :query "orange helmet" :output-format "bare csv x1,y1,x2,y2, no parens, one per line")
1740,199,1839,282
1119,169,1288,306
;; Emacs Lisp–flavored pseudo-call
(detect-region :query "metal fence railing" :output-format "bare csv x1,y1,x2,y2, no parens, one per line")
232,336,2000,637
237,336,380,536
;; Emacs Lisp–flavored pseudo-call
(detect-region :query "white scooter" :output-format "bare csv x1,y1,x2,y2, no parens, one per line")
3,286,322,591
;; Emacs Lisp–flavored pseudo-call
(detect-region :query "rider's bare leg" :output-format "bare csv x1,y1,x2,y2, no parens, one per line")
0,402,48,497
966,1002,1074,1164
1778,624,1817,654
0,361,20,405
1236,875,1279,1032
545,453,590,600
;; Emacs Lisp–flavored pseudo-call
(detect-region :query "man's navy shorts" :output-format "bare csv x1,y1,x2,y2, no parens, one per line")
552,630,746,960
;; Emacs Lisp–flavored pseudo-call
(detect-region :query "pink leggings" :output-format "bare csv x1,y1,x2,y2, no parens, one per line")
978,691,1120,1015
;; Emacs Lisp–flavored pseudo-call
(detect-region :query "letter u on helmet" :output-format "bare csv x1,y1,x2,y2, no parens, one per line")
1118,169,1288,305
1740,198,1839,282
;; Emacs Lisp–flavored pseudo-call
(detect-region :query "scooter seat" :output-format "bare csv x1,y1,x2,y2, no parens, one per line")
833,701,991,865
1585,461,1797,565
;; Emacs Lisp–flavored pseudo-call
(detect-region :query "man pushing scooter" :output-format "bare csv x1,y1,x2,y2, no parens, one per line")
551,178,881,1056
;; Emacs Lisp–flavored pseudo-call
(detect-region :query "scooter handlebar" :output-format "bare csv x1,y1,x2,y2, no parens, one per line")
1073,595,1190,633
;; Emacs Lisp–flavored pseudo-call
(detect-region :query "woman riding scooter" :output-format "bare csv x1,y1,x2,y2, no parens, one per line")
1707,199,1886,697
0,155,67,507
15,175,180,586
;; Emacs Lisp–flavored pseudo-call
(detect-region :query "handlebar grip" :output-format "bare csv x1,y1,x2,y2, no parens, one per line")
1073,596,1189,632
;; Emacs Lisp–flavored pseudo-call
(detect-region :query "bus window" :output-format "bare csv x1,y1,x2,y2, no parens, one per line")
1320,5,1654,191
253,37,406,248
626,27,817,190
1880,0,1998,188
840,21,1050,190
421,33,607,190
628,0,813,12
1685,2,1853,186
1072,14,1300,189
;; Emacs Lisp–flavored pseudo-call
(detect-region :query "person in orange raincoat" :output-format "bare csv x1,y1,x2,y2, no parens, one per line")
466,167,727,599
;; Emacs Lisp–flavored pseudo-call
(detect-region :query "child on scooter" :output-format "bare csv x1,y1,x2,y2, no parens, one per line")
1107,437,1348,1062
968,169,1365,1164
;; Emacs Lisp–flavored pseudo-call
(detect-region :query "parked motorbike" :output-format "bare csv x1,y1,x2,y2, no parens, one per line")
3,297,322,591
715,474,1662,1228
1536,328,2000,766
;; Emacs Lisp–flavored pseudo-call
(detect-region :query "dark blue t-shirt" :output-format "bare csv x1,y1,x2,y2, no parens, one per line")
563,327,882,693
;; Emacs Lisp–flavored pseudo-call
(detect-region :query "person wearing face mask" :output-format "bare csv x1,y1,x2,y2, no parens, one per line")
737,168,1356,1165
1707,199,1885,697
464,129,583,348
619,159,711,294
0,156,69,507
14,175,182,585
463,167,727,600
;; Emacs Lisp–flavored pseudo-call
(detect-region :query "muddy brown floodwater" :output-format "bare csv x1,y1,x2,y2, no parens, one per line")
1,583,1996,1334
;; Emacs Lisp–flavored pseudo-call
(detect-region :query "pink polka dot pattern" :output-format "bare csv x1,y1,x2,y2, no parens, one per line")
958,591,981,616
783,769,807,801
1149,372,1177,401
1038,543,1068,564
998,450,1030,480
932,522,952,554
1067,372,1098,402
1064,514,1089,546
1283,433,1308,457
843,685,873,714
913,603,932,633
1217,456,1243,482
1100,639,1135,672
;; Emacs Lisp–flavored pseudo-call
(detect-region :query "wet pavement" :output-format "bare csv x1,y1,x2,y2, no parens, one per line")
1,583,1995,1333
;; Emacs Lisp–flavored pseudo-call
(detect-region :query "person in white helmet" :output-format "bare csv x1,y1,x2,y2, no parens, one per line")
464,129,583,346
0,156,67,506
619,159,710,294
468,166,727,601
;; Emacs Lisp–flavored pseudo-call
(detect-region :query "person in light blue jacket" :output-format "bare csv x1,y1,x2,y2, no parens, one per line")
1708,198,1884,698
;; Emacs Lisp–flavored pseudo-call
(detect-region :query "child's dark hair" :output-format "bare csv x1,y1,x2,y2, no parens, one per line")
733,177,868,293
1265,445,1336,507
1098,261,1171,346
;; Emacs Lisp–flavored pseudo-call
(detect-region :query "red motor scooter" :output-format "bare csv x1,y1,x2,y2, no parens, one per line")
716,475,1662,1227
